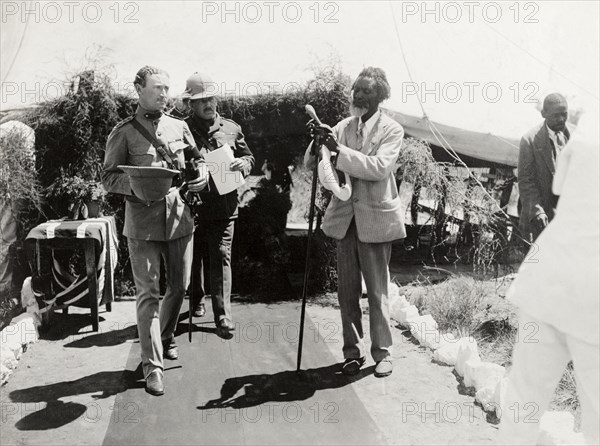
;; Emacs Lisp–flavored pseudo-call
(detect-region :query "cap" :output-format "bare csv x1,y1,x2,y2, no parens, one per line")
118,165,180,201
181,72,219,100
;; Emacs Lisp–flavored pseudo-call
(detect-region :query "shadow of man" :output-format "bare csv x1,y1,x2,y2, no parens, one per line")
8,367,143,430
198,362,374,410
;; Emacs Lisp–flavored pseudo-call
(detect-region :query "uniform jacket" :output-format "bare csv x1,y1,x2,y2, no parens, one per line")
306,111,406,243
518,122,572,237
101,107,199,241
185,113,254,221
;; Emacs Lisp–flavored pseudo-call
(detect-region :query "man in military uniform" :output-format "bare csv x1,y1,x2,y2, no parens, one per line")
179,72,254,338
102,66,207,396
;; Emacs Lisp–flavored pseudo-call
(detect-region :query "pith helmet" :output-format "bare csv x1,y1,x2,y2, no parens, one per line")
181,72,219,100
118,165,180,201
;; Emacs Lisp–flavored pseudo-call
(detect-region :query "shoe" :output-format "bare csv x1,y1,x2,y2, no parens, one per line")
374,359,393,378
217,319,235,339
342,357,366,376
220,319,235,331
193,302,206,318
145,370,164,396
162,339,178,360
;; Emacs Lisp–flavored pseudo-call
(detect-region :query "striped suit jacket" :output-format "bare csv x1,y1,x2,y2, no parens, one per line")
306,111,406,243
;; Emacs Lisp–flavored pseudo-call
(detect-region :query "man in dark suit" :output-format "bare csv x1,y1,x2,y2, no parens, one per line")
518,93,572,242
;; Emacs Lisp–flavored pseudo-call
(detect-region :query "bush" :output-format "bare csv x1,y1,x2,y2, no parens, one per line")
286,229,337,295
221,64,350,295
286,162,338,294
18,61,352,298
24,70,137,293
32,71,135,219
0,122,43,327
233,179,292,297
396,137,515,271
0,123,43,237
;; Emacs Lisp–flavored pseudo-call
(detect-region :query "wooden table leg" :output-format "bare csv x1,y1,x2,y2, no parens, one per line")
84,238,99,332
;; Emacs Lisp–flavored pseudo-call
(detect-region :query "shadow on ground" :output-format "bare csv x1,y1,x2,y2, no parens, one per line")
8,367,144,430
198,362,374,410
38,313,107,341
63,323,138,348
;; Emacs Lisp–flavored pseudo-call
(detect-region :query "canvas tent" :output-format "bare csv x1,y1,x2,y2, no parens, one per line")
384,108,520,168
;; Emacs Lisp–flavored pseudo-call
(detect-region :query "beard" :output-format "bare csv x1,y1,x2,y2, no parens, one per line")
350,103,368,118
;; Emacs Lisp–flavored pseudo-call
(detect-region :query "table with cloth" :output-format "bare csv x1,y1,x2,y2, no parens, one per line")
25,217,118,331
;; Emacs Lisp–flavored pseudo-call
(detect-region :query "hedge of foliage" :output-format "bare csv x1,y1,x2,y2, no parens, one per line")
9,66,349,300
4,63,515,312
0,124,43,326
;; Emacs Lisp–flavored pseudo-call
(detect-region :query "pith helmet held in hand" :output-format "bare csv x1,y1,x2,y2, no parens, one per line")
118,165,180,201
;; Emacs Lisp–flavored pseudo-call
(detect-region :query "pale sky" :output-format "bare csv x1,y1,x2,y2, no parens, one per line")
2,1,599,138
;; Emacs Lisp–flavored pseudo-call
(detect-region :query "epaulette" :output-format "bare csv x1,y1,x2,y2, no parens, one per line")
221,116,241,128
113,115,135,130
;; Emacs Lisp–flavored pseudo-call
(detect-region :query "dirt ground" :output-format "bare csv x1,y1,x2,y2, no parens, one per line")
0,294,499,446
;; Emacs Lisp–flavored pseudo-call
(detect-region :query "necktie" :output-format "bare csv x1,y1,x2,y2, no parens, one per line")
553,131,566,158
357,121,365,150
556,131,566,149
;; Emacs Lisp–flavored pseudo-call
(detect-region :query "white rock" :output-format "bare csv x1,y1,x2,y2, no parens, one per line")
25,303,42,328
455,337,480,377
464,361,505,391
21,277,42,327
397,305,420,326
1,314,38,364
432,334,463,366
409,315,440,349
390,295,411,323
20,277,36,308
409,314,438,332
0,343,18,369
463,358,483,387
537,411,585,445
475,385,496,408
388,281,400,299
1,363,12,385
6,313,38,346
397,295,410,310
12,345,23,360
388,293,400,313
493,377,509,418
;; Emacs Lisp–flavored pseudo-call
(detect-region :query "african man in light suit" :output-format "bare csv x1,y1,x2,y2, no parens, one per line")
305,67,406,378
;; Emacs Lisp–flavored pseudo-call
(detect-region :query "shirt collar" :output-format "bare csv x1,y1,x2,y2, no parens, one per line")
136,105,163,121
546,123,564,138
359,109,380,136
191,112,221,133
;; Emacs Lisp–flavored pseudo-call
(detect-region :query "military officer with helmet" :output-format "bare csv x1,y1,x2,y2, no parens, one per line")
176,72,254,338
102,65,207,396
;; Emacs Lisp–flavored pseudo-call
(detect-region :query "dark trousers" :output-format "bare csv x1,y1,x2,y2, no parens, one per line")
191,219,235,324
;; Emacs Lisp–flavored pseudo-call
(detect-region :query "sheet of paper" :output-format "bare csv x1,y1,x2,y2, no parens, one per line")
202,143,245,195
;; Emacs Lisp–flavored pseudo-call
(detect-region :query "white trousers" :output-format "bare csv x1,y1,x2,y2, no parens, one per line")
497,311,599,445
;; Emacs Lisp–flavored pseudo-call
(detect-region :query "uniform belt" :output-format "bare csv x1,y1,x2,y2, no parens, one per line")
125,195,160,206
